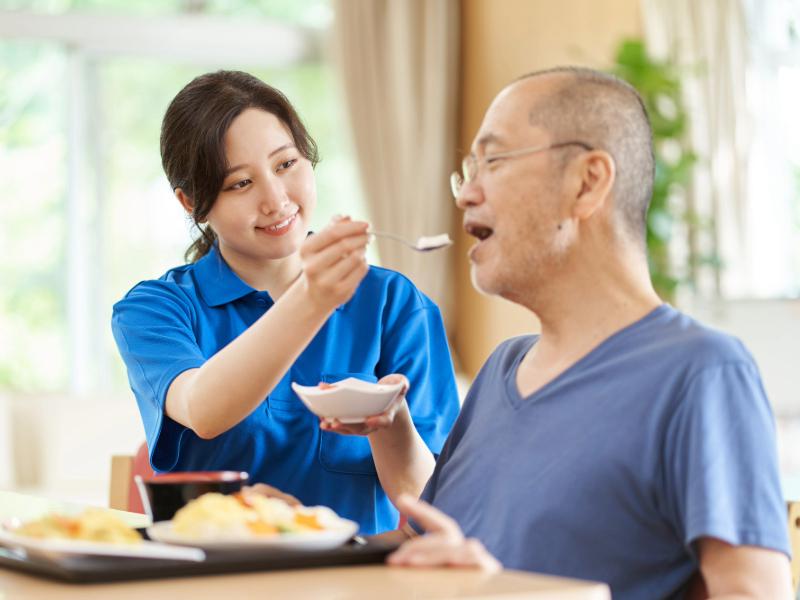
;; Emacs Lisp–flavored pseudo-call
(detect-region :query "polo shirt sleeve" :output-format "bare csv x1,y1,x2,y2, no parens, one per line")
111,280,206,471
662,360,790,558
376,287,460,457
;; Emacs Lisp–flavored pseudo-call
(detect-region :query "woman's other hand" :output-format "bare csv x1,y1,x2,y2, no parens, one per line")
319,374,410,436
241,483,301,506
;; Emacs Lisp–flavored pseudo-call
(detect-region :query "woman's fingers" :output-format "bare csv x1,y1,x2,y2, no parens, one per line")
363,395,402,429
320,390,406,435
301,217,369,261
300,248,368,308
317,373,410,436
321,418,377,436
303,232,370,272
242,483,301,506
377,374,410,397
321,248,369,287
296,215,372,310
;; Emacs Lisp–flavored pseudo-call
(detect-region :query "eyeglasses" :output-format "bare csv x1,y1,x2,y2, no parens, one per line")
450,140,594,199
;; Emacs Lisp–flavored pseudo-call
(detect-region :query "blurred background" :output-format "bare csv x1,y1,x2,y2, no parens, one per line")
0,0,798,507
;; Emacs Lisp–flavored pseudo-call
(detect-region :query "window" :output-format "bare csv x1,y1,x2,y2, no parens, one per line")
0,1,367,394
741,0,800,298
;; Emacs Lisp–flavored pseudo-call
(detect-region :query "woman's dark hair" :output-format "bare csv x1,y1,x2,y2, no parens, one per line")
160,70,319,262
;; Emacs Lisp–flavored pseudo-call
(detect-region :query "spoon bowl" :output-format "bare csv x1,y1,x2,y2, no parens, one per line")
369,231,453,252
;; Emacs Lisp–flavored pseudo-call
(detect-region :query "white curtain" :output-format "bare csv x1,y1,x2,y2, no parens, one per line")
330,0,459,325
640,0,750,298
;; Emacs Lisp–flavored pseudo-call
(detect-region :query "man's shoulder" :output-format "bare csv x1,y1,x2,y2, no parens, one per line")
475,335,538,378
492,334,539,356
650,306,753,368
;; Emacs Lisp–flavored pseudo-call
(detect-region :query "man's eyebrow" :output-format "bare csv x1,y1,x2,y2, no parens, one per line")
475,133,502,152
224,143,296,176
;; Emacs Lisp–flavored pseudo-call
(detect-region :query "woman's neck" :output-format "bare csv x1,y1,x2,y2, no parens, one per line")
220,248,303,300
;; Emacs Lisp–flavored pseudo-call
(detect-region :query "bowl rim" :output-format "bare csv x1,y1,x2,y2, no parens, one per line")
141,471,249,484
291,378,403,397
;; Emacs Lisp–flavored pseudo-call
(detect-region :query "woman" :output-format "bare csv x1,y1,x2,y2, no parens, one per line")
111,71,459,534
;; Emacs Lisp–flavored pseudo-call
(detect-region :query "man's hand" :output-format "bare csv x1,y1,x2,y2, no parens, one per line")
320,374,409,436
386,494,501,571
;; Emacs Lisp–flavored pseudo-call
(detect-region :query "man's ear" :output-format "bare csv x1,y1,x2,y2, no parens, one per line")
174,188,196,218
571,150,615,221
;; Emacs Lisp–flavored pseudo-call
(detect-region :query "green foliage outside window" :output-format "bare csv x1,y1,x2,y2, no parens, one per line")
611,38,710,302
0,0,365,393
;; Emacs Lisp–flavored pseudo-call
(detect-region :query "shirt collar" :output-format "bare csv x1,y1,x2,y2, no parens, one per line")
193,245,256,307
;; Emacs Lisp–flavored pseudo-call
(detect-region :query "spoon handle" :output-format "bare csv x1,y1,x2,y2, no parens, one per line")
368,230,417,249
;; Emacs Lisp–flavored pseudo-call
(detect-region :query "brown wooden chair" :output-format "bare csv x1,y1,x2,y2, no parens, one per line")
108,442,153,513
685,500,800,599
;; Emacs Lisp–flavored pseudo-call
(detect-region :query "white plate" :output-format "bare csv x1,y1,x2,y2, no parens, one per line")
291,378,403,423
0,527,205,561
146,519,359,551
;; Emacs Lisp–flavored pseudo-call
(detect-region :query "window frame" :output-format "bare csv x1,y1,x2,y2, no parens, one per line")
1,9,321,393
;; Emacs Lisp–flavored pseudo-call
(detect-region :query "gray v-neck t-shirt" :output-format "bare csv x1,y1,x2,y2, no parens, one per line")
415,305,789,600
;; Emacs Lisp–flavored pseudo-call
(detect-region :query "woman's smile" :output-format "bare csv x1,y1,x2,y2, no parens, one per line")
257,211,299,237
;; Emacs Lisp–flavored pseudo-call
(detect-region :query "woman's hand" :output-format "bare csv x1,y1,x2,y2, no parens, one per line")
319,374,410,436
298,215,369,312
241,483,301,507
387,494,502,571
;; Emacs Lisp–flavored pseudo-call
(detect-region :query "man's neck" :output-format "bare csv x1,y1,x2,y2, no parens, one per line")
515,248,662,399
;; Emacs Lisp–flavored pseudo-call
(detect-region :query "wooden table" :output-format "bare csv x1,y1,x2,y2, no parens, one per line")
0,565,610,599
0,490,610,599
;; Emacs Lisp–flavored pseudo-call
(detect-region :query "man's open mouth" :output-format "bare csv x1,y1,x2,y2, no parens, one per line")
465,223,493,241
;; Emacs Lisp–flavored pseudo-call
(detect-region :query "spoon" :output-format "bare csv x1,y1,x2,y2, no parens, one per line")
369,231,453,252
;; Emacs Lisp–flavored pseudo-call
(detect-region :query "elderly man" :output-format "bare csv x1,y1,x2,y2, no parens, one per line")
385,67,792,599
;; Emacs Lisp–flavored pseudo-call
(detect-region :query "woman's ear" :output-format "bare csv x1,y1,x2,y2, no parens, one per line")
572,150,615,221
174,188,195,217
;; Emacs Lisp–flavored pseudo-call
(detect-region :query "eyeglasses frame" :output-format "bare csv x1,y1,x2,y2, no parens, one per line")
450,140,594,199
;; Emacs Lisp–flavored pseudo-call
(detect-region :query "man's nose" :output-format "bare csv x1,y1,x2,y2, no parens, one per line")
454,179,483,210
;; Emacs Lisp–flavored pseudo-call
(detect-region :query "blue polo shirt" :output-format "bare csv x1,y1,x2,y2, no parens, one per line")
111,246,459,534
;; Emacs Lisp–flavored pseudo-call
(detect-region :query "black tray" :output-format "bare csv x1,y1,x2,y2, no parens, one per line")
0,538,398,584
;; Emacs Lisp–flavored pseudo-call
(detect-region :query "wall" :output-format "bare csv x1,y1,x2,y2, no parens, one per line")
1,394,144,506
453,0,644,376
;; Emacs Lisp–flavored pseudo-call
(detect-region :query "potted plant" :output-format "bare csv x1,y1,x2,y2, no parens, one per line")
611,38,705,302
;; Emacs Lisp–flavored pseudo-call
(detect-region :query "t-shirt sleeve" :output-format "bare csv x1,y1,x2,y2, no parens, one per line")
377,300,460,457
409,358,486,535
409,430,456,535
663,360,790,557
111,281,206,471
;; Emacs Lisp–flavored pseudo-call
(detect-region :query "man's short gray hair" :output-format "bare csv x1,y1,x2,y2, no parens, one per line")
517,67,655,245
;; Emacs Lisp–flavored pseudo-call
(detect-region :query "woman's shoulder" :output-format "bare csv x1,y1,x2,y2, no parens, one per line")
358,265,436,311
115,263,197,307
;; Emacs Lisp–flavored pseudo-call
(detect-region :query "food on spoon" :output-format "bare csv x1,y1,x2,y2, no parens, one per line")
416,233,452,249
318,382,337,390
170,492,343,539
13,509,142,544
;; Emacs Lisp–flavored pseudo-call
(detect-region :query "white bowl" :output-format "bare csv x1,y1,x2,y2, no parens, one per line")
290,378,404,423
